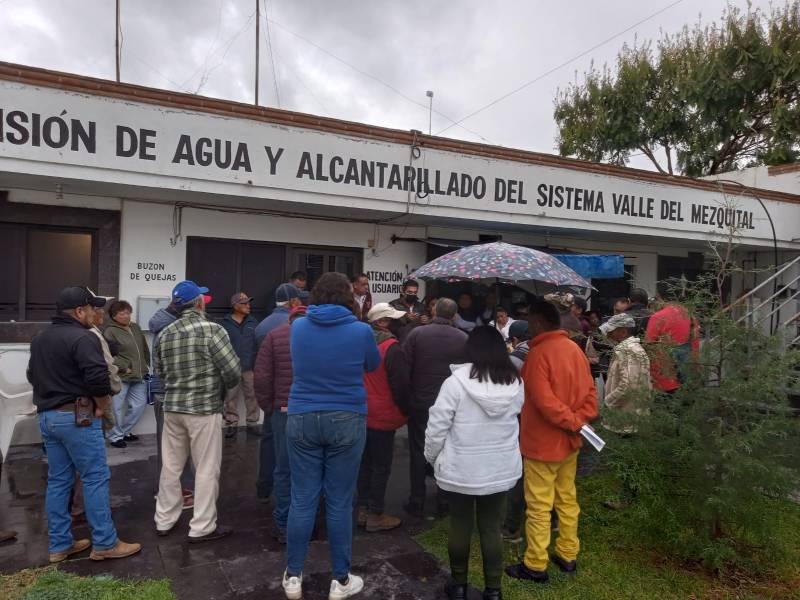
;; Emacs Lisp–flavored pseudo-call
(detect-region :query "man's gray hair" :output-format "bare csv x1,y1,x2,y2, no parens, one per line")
435,297,458,320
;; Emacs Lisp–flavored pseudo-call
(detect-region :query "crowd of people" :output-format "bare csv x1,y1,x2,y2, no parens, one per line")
22,270,699,599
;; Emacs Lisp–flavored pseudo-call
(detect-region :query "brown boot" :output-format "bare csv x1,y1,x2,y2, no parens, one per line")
357,507,368,528
49,538,90,563
90,539,142,561
366,513,402,533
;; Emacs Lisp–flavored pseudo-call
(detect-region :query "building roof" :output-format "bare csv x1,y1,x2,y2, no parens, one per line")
0,60,798,205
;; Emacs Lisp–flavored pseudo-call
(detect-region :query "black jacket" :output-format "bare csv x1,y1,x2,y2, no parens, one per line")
402,317,468,414
220,314,258,371
27,315,113,412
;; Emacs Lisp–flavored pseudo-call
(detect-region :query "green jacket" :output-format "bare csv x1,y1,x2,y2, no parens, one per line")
104,321,150,382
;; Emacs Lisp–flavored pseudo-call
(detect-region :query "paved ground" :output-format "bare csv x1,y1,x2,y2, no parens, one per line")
0,430,461,599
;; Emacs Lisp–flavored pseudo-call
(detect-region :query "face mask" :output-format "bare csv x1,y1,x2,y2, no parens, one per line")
404,294,418,303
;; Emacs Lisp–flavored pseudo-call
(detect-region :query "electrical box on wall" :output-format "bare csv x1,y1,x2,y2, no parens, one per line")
138,296,171,330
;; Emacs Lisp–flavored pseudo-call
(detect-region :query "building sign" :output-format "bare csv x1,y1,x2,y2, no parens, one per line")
128,261,177,283
0,81,795,244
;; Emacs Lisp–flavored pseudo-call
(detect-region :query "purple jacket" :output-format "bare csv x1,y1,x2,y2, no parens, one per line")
253,322,292,415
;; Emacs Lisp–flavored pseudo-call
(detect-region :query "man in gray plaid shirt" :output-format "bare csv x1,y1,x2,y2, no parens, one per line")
154,280,241,542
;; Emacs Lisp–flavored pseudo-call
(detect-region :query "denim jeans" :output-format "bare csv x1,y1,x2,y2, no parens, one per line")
108,381,148,442
39,410,117,553
256,418,275,498
286,411,366,580
271,411,290,531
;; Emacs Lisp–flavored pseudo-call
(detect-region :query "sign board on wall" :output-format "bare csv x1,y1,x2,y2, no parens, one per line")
1,80,798,246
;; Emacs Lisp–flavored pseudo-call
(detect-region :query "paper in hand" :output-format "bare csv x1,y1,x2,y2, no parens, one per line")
580,424,606,452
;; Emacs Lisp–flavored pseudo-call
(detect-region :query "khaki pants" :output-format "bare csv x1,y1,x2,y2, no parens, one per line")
223,370,261,426
523,451,581,571
155,412,222,537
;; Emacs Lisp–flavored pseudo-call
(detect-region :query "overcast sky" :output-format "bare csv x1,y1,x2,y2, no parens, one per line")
2,0,775,171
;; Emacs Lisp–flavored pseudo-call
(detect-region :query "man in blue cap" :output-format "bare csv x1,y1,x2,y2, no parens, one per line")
252,282,303,503
154,280,241,543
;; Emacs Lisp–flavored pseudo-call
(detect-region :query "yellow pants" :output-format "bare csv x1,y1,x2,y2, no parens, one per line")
523,451,580,571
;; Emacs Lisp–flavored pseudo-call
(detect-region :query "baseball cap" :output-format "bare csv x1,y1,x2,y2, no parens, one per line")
600,313,636,336
230,292,254,306
508,320,530,341
275,283,301,303
57,286,107,310
172,280,210,305
367,303,407,323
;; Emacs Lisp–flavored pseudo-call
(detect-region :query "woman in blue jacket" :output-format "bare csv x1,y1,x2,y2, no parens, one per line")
281,272,380,600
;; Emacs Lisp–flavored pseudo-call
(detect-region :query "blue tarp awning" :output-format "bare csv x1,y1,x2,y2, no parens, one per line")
552,254,625,280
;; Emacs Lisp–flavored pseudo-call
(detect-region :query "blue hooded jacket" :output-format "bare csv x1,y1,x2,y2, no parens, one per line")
289,304,380,415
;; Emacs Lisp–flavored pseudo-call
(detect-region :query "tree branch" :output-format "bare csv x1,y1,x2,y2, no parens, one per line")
637,145,668,174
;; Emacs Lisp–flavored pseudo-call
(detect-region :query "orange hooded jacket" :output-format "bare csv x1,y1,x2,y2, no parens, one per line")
520,330,598,462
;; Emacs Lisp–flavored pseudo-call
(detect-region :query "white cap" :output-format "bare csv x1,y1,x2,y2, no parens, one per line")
600,313,636,336
367,303,407,323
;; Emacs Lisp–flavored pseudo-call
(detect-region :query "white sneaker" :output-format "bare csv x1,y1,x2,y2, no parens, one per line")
329,574,364,600
282,570,302,600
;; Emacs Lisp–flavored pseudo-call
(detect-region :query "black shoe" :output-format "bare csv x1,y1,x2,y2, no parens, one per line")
156,524,176,537
483,588,502,600
551,512,560,531
403,502,424,519
444,582,467,600
123,433,139,442
224,425,237,439
188,526,233,543
550,553,577,575
505,563,549,584
501,527,523,543
109,439,127,449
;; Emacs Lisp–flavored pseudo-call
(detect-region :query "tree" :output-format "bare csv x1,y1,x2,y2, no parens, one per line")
604,231,800,574
554,3,800,176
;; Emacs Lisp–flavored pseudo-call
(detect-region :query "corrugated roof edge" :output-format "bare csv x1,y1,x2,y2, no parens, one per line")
1,60,798,205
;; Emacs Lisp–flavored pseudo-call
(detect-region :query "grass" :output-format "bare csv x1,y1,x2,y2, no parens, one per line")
415,474,800,600
0,567,176,600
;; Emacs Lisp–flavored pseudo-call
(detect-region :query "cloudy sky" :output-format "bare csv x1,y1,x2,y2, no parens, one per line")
2,0,775,171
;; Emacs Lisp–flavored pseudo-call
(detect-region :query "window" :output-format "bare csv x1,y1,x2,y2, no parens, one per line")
0,224,96,322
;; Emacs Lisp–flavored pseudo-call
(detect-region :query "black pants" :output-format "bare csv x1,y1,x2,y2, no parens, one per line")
357,428,396,515
448,491,507,589
503,475,526,533
407,411,429,507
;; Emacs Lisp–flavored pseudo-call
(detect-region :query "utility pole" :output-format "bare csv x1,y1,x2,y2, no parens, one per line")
115,0,121,82
255,0,260,105
426,90,434,135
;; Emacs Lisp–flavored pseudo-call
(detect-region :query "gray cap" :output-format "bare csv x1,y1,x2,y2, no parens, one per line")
600,313,635,336
275,283,301,303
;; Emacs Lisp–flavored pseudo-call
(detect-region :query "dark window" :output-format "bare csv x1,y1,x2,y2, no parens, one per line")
186,237,286,322
0,224,96,322
187,238,363,321
288,247,361,291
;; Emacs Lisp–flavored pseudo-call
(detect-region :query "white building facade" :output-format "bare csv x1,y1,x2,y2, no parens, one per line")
1,62,799,454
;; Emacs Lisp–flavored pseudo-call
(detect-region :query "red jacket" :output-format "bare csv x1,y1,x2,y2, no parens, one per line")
645,304,700,392
520,330,598,462
253,323,293,415
365,334,410,430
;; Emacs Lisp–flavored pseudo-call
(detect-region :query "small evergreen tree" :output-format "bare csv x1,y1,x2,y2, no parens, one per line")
606,242,800,574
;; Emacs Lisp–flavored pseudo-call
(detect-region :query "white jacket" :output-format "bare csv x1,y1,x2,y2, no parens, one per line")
424,364,524,496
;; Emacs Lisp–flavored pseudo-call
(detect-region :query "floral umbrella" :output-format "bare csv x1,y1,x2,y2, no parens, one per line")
409,241,592,289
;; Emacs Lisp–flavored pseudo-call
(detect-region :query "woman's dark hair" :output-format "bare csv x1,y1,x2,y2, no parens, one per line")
108,300,133,319
466,326,520,385
309,272,355,310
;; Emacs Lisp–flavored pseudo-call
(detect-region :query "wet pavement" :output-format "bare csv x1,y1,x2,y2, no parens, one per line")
0,429,460,599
